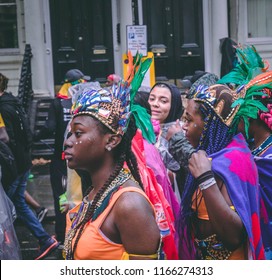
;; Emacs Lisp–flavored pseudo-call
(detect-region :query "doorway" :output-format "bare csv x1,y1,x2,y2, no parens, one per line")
142,0,205,82
49,0,114,85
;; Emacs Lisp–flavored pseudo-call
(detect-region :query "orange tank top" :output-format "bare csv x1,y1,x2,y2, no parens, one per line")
191,189,247,260
191,189,209,220
66,186,153,260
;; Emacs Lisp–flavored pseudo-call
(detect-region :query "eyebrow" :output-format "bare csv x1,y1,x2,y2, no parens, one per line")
149,93,169,100
73,121,88,127
185,111,192,118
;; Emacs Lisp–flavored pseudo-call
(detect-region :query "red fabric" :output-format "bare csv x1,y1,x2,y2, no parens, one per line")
107,74,114,81
56,93,70,99
132,130,179,259
251,212,265,260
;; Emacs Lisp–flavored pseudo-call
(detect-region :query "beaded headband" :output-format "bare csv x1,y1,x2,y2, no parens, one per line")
193,84,240,127
71,85,130,135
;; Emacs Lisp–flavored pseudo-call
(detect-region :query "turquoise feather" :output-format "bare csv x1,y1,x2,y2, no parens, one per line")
218,45,266,86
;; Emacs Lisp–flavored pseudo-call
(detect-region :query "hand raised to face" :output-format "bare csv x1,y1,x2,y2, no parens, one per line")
188,150,212,178
165,119,183,141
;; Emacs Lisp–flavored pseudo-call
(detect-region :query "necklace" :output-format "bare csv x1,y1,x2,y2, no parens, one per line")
252,134,272,156
63,167,132,259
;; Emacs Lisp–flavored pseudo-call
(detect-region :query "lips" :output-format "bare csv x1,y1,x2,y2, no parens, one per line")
151,110,161,116
64,151,73,160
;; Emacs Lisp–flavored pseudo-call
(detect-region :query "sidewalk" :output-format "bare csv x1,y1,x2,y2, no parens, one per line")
14,161,63,260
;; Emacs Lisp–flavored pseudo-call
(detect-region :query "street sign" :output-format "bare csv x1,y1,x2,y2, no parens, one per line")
126,25,147,56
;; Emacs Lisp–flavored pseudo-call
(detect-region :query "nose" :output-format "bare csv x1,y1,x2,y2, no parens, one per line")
150,99,159,108
64,136,73,150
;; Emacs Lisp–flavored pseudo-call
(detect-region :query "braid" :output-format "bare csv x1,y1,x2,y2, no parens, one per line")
126,147,143,189
83,186,92,197
123,116,143,189
71,155,125,258
178,103,234,258
198,105,233,153
115,115,143,189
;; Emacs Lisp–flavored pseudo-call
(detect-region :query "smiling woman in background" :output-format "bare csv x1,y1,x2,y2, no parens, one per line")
148,82,185,199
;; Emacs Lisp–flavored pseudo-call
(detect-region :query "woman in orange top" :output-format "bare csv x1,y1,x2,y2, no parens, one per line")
63,54,161,260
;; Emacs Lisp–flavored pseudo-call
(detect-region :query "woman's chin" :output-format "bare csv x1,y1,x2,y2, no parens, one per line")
186,136,195,147
67,161,76,170
151,115,161,122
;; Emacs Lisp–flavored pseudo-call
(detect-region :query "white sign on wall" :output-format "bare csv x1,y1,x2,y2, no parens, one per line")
126,25,147,56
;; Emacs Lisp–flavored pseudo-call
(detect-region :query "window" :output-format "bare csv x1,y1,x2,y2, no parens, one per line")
247,0,272,38
0,0,18,48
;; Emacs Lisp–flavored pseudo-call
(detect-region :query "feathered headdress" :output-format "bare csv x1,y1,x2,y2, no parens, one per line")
70,51,155,142
217,44,272,138
218,44,269,86
230,72,272,138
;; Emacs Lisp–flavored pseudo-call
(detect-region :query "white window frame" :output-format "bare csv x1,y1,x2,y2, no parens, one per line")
243,0,272,45
0,0,22,55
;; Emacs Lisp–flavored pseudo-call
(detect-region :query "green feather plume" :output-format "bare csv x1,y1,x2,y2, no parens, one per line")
218,45,266,86
230,84,269,139
130,53,152,102
126,51,155,143
132,104,156,144
218,44,271,139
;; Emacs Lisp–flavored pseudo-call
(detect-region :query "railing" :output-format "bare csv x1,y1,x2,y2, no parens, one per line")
18,44,33,113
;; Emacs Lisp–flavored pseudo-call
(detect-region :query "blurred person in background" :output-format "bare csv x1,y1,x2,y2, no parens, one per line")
0,72,59,260
105,74,121,87
34,69,90,244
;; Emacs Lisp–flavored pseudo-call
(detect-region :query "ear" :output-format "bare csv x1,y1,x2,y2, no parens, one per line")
105,134,122,150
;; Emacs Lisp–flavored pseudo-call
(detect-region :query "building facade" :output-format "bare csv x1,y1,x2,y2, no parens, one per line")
0,0,272,97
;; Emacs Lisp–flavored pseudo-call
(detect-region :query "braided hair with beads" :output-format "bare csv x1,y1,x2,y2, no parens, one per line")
178,84,238,258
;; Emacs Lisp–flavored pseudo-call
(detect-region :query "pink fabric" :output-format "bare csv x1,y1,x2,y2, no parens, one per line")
225,134,258,186
132,130,179,259
151,119,161,139
143,140,180,217
225,149,258,185
259,104,272,130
